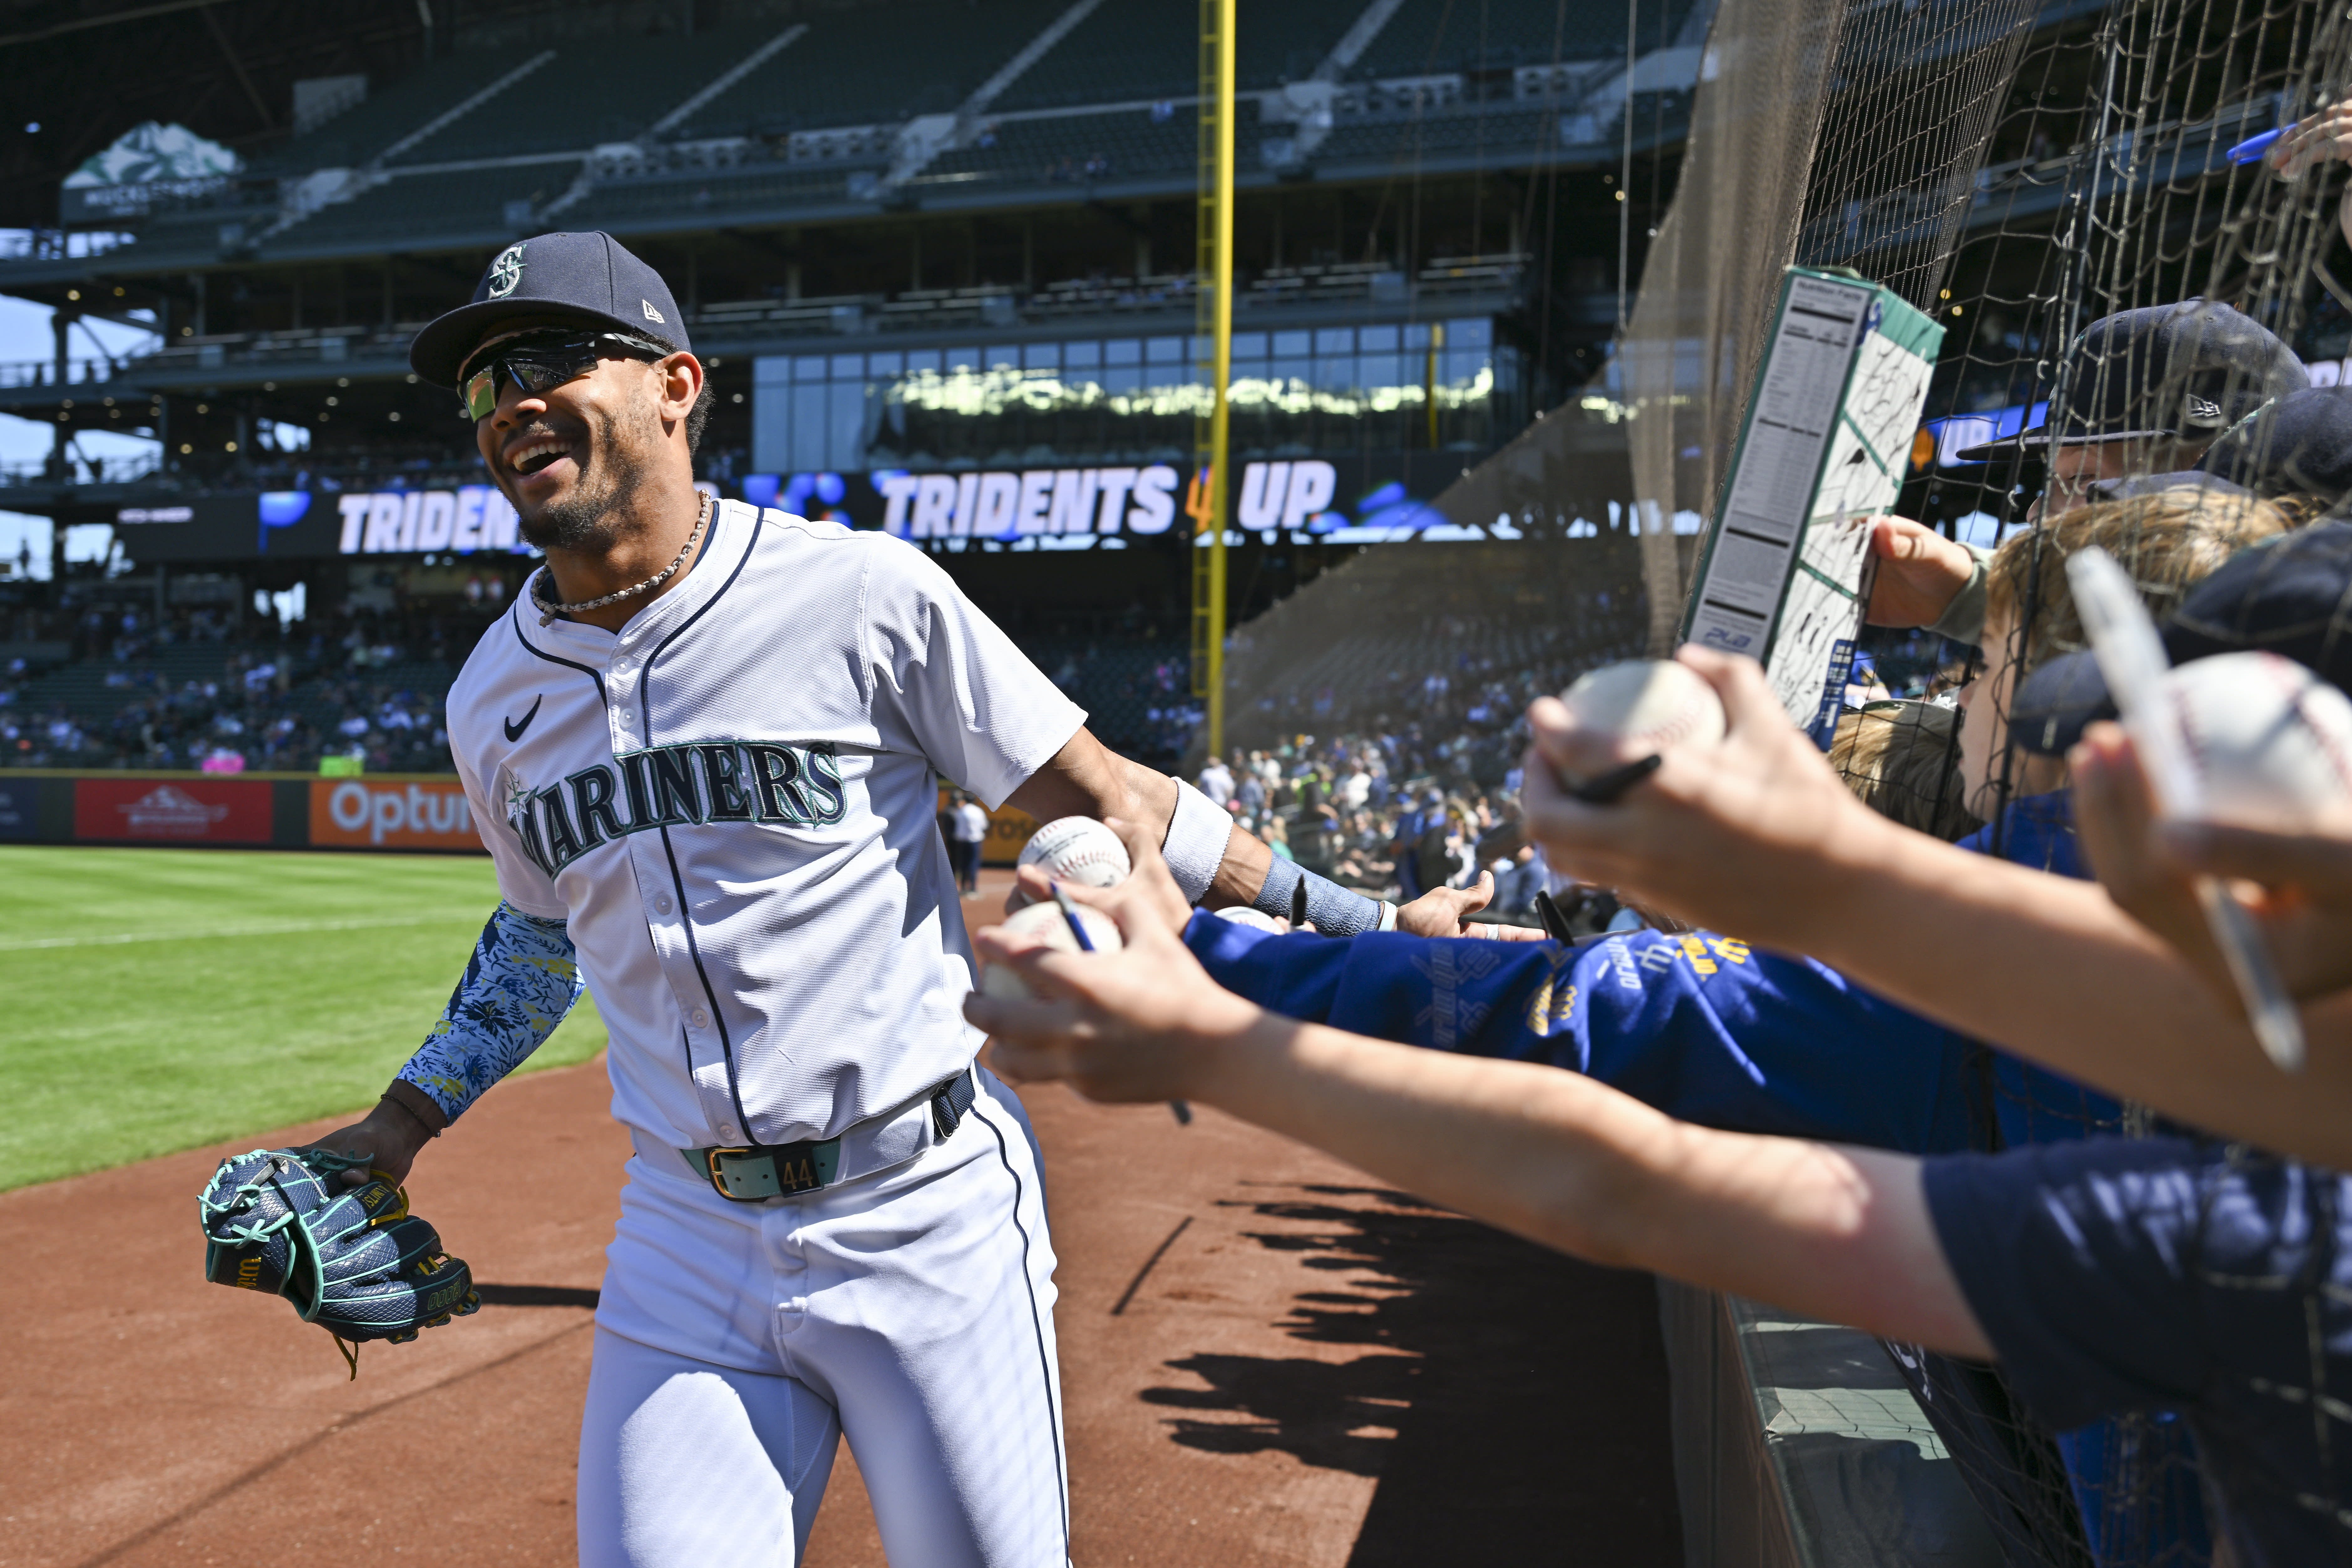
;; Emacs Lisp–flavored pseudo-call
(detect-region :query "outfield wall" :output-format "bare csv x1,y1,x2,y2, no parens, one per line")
0,771,1047,863
0,771,483,853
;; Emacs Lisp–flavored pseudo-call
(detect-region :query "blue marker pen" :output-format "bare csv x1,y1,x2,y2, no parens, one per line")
1052,883,1192,1125
2227,127,2283,164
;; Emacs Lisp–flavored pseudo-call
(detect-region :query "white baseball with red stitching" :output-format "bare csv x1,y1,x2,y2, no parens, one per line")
979,900,1125,999
2166,651,2352,832
1555,660,1729,781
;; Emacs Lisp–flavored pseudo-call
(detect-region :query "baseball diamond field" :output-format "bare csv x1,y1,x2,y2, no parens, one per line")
2,846,1680,1565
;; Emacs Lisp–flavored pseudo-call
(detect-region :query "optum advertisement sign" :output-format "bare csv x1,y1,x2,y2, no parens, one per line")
309,778,480,850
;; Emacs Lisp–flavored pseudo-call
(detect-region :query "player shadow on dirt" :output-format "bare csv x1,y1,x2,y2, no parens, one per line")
1138,1183,1681,1563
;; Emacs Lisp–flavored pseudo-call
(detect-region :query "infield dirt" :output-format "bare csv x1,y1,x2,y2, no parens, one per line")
5,876,1679,1566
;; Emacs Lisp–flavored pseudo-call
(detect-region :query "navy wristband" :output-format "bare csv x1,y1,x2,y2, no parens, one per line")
1252,858,1384,937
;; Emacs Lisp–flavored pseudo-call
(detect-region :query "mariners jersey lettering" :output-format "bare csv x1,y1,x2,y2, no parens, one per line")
446,500,1085,1151
508,740,848,875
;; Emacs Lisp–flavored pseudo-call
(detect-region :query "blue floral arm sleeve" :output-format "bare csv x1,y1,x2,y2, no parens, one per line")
395,902,584,1122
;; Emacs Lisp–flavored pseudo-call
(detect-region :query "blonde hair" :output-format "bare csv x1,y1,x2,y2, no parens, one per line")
1830,700,1979,842
1985,489,2290,671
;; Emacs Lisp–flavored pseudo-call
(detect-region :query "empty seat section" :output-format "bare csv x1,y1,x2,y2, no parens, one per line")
670,0,1070,141
1350,0,1688,77
245,52,528,175
927,109,1198,183
288,163,584,247
1314,106,1559,166
387,24,780,165
568,164,854,228
993,0,1351,112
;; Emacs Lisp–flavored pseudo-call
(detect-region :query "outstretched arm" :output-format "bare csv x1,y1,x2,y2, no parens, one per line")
1007,727,1392,933
1516,646,2352,1168
963,821,1990,1357
305,902,584,1185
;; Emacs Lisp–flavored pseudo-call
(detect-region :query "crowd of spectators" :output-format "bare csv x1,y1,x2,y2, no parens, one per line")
0,596,491,773
970,213,2352,1568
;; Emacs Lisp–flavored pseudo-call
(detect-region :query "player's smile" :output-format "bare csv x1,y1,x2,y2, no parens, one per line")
502,424,585,495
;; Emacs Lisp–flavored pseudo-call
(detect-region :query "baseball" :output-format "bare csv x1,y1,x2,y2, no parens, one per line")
2165,651,2352,832
980,900,1126,999
1212,906,1290,933
1008,816,1132,911
1553,660,1728,782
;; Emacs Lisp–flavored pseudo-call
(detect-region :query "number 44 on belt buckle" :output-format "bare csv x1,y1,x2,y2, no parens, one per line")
707,1141,838,1200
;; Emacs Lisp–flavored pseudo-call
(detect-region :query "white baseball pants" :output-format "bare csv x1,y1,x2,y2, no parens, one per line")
578,1070,1067,1566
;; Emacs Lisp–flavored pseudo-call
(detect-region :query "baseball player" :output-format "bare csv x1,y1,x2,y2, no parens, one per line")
302,230,1395,1567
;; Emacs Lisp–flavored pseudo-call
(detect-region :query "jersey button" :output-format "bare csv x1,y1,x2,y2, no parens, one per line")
654,895,673,915
617,709,636,725
692,1007,711,1029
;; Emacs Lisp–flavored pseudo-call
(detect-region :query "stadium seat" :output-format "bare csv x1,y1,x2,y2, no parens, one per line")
1348,0,1700,79
285,163,588,248
989,0,1356,112
666,0,1071,142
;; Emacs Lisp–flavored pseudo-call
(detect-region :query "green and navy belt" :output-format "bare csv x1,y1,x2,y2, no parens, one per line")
674,1066,979,1203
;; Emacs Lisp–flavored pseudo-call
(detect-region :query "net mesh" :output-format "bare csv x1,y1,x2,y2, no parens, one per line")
1210,0,2352,1559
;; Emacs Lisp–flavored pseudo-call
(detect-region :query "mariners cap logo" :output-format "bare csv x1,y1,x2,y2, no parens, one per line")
486,243,526,300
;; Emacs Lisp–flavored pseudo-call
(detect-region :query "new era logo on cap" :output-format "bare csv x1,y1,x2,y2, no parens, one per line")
408,231,690,387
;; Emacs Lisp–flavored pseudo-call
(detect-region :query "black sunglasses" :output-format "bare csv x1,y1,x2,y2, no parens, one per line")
459,331,666,420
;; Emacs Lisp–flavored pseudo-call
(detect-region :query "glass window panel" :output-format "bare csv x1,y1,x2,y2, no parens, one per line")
904,349,941,374
1270,357,1311,388
986,344,1021,369
1065,340,1101,369
830,380,866,470
1105,339,1142,366
1104,366,1143,394
1358,352,1405,390
1315,354,1357,391
1230,332,1268,360
790,383,828,469
946,347,980,372
1025,342,1060,368
754,353,793,387
831,354,864,379
1447,318,1494,348
1273,331,1311,357
1315,328,1354,355
751,384,790,471
1358,325,1399,352
1146,336,1186,364
1444,348,1489,385
866,352,903,377
794,355,828,381
1402,323,1433,349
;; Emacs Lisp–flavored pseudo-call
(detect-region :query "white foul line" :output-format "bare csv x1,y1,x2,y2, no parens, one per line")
0,913,480,952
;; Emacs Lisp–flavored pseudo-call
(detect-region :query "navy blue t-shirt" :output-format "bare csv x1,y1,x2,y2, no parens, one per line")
1926,1137,2352,1567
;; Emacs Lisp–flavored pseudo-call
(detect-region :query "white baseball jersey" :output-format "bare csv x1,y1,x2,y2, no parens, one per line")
447,499,1084,1150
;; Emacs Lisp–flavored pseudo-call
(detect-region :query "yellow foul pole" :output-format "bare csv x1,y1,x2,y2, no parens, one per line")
1190,0,1235,758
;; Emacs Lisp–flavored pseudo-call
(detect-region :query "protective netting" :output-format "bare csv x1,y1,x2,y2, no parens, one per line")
1211,0,2352,1560
1887,7,2352,1562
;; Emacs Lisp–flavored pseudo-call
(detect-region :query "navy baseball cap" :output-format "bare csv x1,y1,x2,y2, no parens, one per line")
2198,386,2352,505
2011,520,2352,754
409,231,689,388
1953,301,2306,461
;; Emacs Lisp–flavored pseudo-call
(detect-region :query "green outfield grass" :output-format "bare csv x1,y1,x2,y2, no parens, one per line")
0,846,608,1191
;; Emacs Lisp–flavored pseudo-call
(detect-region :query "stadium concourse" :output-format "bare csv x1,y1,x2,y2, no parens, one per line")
0,866,1680,1567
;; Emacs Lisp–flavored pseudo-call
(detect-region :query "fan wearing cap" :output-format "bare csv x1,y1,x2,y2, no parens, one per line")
1858,301,2307,648
306,230,1394,1566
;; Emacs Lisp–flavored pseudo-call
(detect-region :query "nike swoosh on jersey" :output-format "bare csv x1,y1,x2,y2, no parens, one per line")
504,694,544,742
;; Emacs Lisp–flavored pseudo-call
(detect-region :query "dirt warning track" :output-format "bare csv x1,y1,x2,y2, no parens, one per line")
4,885,1678,1567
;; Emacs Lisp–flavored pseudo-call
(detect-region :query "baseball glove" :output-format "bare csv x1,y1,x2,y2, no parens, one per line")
199,1148,480,1378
